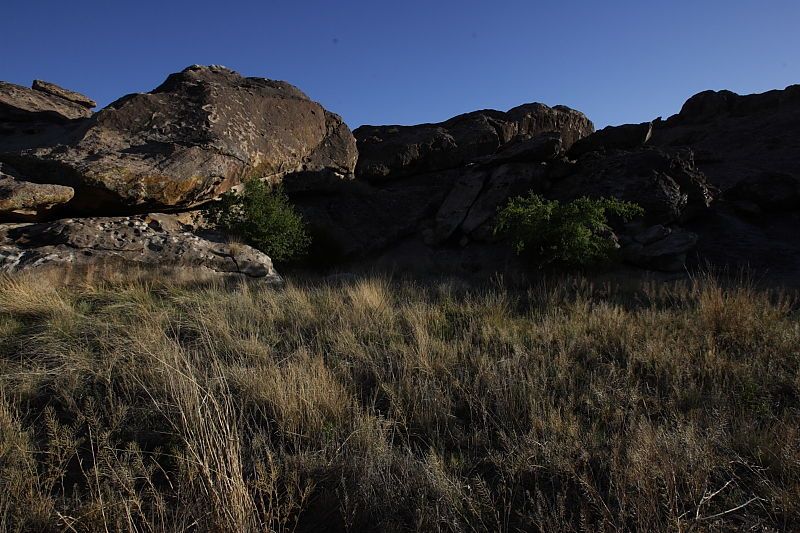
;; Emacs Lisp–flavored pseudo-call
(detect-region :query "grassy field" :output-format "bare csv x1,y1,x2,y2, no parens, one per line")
0,269,798,532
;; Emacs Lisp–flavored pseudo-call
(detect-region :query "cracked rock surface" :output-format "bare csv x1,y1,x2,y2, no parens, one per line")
1,65,357,213
0,213,282,282
0,163,74,216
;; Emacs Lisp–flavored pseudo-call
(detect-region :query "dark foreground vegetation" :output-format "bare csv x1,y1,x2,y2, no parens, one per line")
1,270,798,532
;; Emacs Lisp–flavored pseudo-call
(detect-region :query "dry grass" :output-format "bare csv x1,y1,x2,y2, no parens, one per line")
0,269,798,532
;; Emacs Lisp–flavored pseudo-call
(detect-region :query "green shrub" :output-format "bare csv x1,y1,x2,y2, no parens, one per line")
202,179,311,263
495,193,643,267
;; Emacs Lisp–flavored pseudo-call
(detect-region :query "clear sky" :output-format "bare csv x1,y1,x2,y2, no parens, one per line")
2,1,798,129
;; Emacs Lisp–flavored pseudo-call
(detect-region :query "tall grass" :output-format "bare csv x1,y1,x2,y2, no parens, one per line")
0,270,797,531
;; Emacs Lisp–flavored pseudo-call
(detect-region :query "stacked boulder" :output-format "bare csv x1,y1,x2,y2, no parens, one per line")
0,66,359,281
1,65,797,281
294,104,713,273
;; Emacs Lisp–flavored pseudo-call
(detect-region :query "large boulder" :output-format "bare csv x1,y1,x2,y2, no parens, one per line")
0,163,74,217
354,103,593,182
0,213,282,281
295,171,458,258
1,65,357,213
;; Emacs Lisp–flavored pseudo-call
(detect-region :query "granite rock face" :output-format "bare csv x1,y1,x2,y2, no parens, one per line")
652,84,800,193
295,105,585,268
2,68,799,282
647,85,800,279
0,213,282,281
0,80,94,122
1,66,358,214
354,103,593,182
550,147,713,225
0,163,74,217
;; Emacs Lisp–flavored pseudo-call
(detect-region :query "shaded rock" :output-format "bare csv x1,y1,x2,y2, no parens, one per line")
568,121,653,158
355,103,593,182
0,213,282,281
433,168,488,243
550,147,713,224
486,132,563,165
633,224,671,245
652,85,800,192
32,80,96,109
725,172,800,211
0,163,74,216
0,81,93,122
728,200,763,217
684,208,800,281
461,162,549,239
294,171,457,258
2,65,357,212
623,229,698,272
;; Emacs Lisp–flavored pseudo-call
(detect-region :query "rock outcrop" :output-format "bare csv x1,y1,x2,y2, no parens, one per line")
549,147,713,224
295,104,586,268
567,121,653,158
0,213,282,281
296,104,714,273
1,65,358,214
651,84,800,194
354,103,593,182
2,67,799,282
0,80,94,122
31,80,97,109
646,85,800,277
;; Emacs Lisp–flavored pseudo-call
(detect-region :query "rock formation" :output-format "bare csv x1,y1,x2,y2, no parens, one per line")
1,66,798,282
355,104,593,181
294,102,714,273
648,85,800,278
0,162,74,217
0,65,357,214
0,213,282,281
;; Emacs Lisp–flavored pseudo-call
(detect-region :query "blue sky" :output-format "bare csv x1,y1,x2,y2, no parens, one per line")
2,1,798,129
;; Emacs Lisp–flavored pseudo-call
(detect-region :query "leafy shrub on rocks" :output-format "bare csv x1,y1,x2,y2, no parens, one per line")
203,179,311,263
495,193,643,267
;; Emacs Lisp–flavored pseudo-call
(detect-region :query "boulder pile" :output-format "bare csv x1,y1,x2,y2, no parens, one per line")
1,65,798,282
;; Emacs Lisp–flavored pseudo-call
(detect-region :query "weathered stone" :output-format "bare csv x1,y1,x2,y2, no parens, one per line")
0,163,74,216
433,169,488,243
652,84,800,192
487,132,562,164
568,121,653,158
461,162,549,237
2,65,357,212
32,80,96,109
725,172,800,211
354,103,593,182
634,224,672,245
0,213,282,281
550,147,713,224
0,81,93,122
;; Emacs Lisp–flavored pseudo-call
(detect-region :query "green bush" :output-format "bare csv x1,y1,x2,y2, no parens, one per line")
202,179,311,263
495,193,643,267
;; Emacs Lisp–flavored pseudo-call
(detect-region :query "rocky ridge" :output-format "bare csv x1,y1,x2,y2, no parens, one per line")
0,66,798,283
